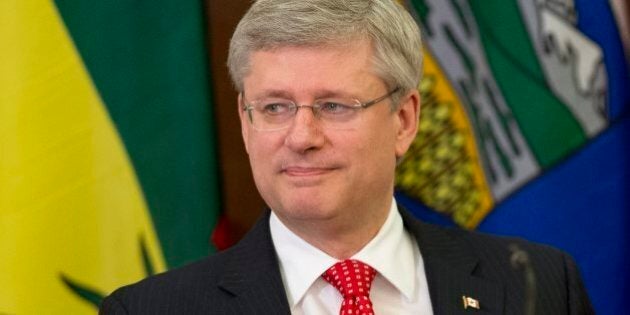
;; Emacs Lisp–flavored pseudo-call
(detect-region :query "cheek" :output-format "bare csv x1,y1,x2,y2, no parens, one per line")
246,140,276,198
247,130,280,152
246,132,284,173
342,131,396,173
360,127,398,173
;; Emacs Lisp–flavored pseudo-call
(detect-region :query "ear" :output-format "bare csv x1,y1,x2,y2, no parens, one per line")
238,93,251,154
394,89,420,158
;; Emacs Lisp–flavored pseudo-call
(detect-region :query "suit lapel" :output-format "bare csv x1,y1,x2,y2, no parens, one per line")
216,211,291,314
400,209,505,314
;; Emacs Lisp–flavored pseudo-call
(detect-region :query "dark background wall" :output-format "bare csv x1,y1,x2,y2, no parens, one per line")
207,0,264,243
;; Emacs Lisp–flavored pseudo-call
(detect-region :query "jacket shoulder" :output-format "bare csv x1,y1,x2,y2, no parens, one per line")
409,217,594,314
99,248,236,314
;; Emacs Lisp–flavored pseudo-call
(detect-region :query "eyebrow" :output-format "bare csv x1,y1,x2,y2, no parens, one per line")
245,89,356,100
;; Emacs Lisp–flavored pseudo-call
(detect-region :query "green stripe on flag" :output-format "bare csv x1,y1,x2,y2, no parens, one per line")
54,0,220,268
466,0,586,167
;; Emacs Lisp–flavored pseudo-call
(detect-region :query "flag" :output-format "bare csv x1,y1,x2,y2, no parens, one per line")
0,0,219,313
396,1,630,314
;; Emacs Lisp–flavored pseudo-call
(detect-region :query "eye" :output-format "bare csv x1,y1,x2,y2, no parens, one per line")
319,101,353,114
261,102,292,115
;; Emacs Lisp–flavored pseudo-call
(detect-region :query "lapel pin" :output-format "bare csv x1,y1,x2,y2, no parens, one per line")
462,295,480,310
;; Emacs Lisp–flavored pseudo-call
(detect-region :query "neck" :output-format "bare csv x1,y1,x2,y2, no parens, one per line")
275,199,392,259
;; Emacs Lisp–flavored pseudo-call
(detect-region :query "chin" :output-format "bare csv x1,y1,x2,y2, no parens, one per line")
273,198,340,222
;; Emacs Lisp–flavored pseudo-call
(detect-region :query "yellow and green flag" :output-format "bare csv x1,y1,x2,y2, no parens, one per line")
1,0,219,313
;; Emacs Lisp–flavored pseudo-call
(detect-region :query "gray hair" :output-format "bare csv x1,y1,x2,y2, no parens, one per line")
228,0,423,105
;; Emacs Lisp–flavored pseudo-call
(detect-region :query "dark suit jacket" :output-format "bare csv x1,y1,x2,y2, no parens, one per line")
100,209,594,314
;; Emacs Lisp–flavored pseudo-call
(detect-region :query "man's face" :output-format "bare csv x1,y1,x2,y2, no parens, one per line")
239,40,419,227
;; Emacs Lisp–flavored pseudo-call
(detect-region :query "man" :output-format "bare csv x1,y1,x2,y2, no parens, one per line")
100,0,594,314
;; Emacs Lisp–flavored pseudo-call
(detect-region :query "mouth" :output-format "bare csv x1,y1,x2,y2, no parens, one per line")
281,166,337,177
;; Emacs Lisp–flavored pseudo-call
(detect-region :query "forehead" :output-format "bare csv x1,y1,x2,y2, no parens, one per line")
243,40,385,98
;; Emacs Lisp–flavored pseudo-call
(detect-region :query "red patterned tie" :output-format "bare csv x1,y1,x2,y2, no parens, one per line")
322,259,377,315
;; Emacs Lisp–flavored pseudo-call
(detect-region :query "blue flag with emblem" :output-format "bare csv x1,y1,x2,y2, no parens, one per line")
395,1,630,314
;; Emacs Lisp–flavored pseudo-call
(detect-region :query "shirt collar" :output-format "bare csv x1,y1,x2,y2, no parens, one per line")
270,212,337,307
352,199,417,301
269,198,417,307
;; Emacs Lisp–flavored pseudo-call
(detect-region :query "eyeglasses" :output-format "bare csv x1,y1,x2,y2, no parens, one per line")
242,87,400,131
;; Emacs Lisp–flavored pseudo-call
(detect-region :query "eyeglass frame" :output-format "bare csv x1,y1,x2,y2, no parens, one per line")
241,87,401,131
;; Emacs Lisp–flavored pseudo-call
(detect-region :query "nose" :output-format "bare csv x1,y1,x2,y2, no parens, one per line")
284,106,325,153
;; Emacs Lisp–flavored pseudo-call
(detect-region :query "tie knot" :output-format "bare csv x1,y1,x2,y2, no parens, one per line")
322,259,376,299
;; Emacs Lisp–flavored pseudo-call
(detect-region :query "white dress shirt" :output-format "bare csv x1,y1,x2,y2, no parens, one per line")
270,199,434,314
